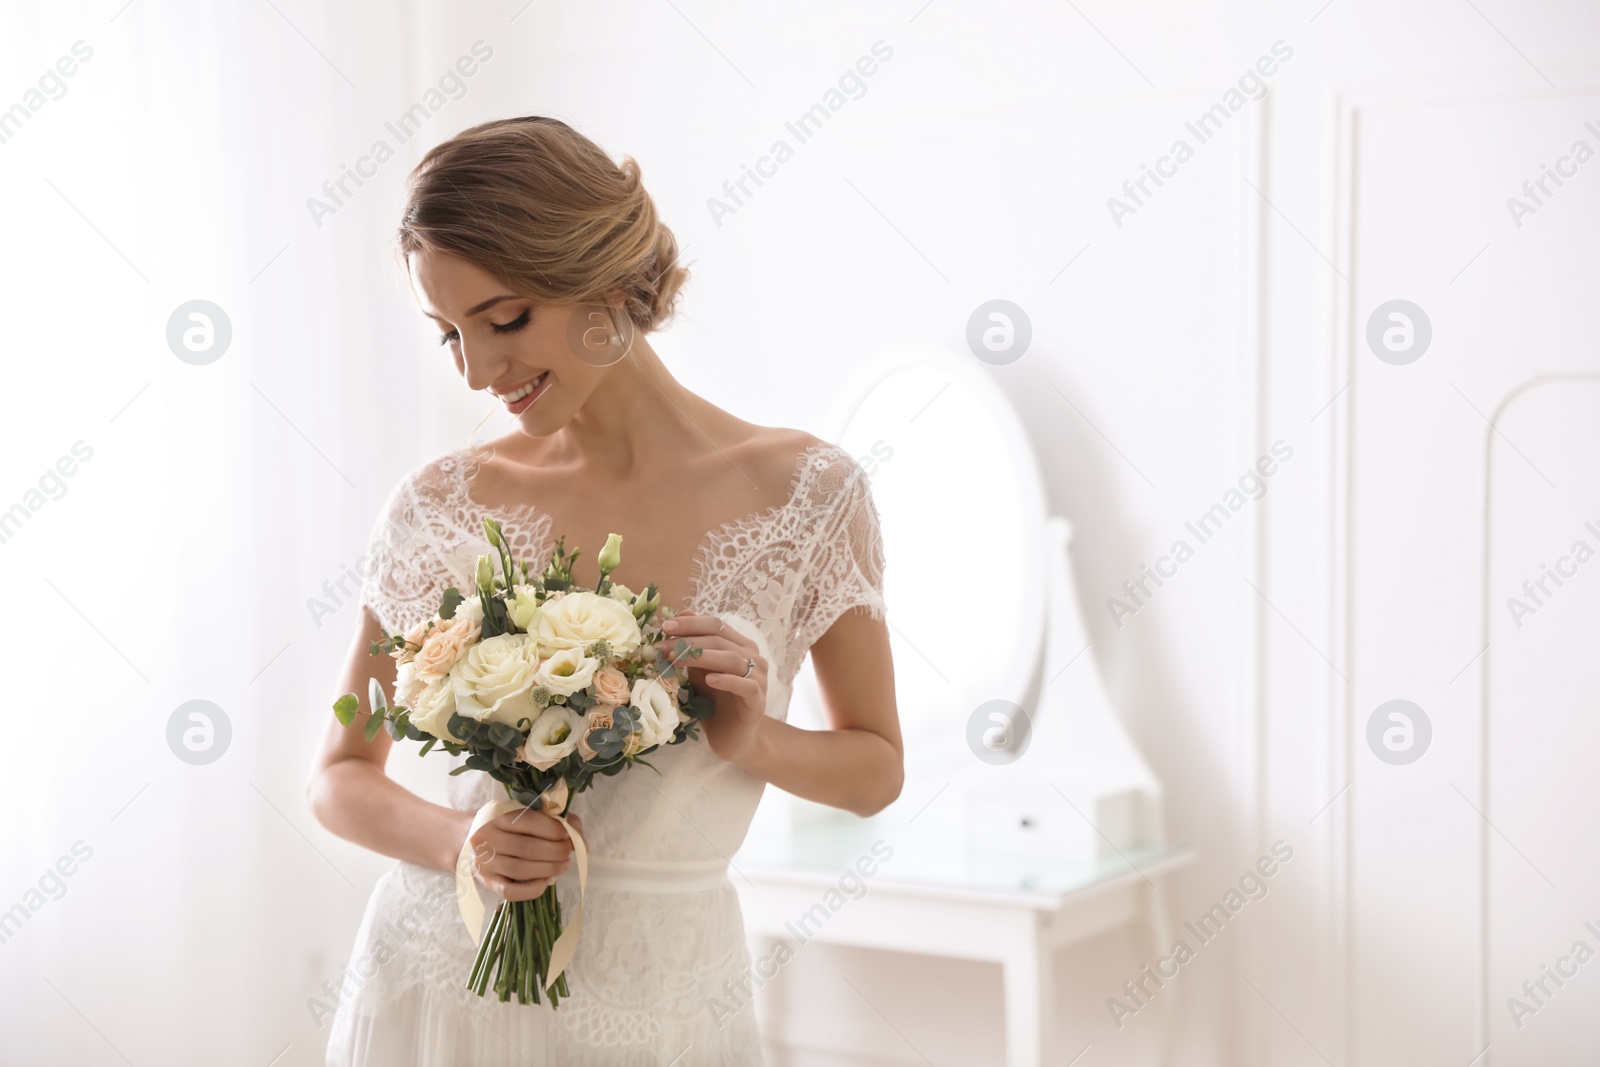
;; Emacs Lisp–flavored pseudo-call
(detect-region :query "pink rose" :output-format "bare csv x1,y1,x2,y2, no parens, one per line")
659,673,681,700
577,705,617,762
393,619,433,663
592,665,631,706
413,614,482,676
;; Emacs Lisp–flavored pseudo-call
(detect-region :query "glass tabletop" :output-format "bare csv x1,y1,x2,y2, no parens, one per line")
733,810,1193,900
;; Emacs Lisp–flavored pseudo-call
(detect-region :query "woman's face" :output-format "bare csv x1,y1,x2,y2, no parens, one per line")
408,247,624,436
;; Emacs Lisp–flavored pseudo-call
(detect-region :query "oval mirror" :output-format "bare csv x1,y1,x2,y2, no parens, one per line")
807,346,1048,784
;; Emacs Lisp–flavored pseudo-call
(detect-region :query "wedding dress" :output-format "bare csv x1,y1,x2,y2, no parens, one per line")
323,440,888,1067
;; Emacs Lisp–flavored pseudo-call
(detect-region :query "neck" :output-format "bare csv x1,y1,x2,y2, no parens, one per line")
538,335,713,477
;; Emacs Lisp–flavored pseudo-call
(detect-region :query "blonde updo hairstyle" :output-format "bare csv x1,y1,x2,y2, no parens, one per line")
397,116,688,335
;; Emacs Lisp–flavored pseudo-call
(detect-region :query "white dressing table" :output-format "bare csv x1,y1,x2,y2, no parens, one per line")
734,817,1194,1066
737,348,1190,1065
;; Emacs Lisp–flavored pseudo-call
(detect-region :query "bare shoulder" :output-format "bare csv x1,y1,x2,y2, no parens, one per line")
727,425,830,494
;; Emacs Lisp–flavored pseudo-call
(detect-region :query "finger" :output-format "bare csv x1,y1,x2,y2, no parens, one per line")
482,853,571,883
665,641,757,678
661,613,731,638
494,808,569,840
487,874,556,902
698,651,763,679
702,672,762,698
479,826,575,863
671,634,753,658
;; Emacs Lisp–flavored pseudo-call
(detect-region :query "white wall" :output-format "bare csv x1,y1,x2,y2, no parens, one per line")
1,2,1596,1064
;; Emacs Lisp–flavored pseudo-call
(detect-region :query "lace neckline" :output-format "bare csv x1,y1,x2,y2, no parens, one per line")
446,440,836,613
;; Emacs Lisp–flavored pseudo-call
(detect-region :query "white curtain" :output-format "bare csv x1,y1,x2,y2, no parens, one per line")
1,3,543,1063
1,3,856,1063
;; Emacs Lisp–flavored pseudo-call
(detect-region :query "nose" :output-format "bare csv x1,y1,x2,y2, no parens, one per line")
457,337,509,393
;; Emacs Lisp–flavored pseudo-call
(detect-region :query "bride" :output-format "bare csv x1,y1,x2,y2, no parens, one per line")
306,116,903,1066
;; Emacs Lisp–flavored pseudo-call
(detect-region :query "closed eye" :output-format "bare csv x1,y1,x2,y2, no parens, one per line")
437,307,533,346
491,307,532,334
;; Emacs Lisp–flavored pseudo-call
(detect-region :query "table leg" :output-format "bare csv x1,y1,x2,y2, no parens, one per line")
1003,927,1052,1067
1145,880,1175,1067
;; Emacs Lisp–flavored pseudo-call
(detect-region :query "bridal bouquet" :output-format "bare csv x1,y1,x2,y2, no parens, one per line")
333,518,715,1007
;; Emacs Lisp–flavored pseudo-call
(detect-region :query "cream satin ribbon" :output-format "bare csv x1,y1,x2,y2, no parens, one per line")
456,792,589,995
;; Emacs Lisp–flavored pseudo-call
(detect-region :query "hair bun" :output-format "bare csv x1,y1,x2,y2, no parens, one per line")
398,116,689,334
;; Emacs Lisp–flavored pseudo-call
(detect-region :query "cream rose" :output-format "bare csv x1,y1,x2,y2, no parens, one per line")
592,665,631,706
606,582,635,606
519,705,584,771
409,675,465,742
414,613,482,677
531,646,600,697
632,676,686,749
533,590,642,656
450,633,542,729
576,704,617,761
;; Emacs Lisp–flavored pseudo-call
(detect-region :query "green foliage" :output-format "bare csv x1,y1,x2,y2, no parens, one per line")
480,592,511,639
683,691,715,721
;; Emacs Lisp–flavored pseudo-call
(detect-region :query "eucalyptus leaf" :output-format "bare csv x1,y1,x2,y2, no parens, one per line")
333,694,358,727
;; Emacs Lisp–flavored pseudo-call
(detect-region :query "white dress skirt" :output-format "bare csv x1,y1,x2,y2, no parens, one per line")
322,441,889,1066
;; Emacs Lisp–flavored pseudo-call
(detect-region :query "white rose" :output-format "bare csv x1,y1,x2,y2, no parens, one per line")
631,676,685,750
519,705,584,771
452,594,485,628
533,590,643,656
606,582,635,606
507,585,543,631
531,646,600,697
450,633,542,729
409,675,464,742
394,660,426,708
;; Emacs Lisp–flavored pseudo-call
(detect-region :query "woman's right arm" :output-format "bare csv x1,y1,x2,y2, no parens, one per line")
305,605,474,873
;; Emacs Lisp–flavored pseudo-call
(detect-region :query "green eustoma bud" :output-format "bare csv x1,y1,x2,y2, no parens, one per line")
597,532,623,576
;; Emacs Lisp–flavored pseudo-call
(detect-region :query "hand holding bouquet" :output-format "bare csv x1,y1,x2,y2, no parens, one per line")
333,519,715,1007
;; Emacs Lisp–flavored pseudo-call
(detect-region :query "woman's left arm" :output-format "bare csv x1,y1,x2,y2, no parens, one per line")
669,607,903,818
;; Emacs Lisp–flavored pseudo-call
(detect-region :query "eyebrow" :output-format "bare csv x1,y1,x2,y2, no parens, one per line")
422,294,522,322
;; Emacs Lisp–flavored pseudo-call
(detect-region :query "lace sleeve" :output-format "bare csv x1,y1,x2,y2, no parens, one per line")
358,452,477,636
788,446,888,658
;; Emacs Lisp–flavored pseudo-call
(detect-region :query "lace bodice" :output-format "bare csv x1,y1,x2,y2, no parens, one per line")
359,438,887,688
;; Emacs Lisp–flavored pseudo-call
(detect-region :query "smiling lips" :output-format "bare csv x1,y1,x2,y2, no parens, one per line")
495,371,550,412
